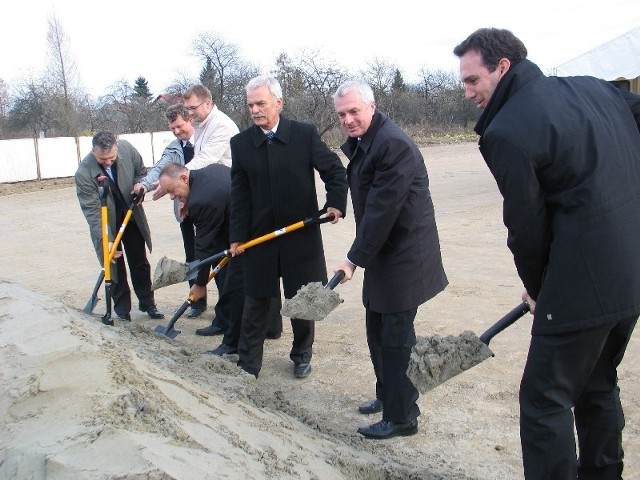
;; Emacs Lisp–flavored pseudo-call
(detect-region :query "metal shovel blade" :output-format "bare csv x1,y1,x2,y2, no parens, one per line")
154,300,190,339
407,302,530,393
152,256,191,290
281,271,345,321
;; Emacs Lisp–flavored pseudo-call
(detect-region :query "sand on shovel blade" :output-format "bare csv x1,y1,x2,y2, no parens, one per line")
152,256,189,290
281,282,343,321
407,331,494,393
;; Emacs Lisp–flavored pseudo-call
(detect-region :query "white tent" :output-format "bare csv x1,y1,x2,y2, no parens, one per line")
553,26,640,81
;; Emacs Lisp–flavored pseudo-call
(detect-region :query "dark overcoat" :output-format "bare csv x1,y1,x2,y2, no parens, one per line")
476,59,640,334
230,116,348,298
340,110,448,313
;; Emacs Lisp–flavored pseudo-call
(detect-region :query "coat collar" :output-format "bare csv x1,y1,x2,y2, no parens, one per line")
251,115,292,146
474,59,544,136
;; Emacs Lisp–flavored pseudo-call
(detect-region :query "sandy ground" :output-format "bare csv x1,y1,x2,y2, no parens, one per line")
1,142,639,480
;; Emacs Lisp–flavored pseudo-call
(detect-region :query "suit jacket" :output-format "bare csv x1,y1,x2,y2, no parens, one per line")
230,116,348,297
75,139,152,265
476,59,640,334
187,164,243,293
340,110,448,313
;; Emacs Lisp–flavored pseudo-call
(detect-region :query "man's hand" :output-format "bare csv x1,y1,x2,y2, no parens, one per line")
522,290,536,314
189,284,207,301
108,242,123,262
132,183,147,204
230,242,245,257
326,207,343,224
152,181,167,201
334,259,356,283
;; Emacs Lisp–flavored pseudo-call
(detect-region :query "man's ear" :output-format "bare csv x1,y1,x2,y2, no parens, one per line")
498,58,511,77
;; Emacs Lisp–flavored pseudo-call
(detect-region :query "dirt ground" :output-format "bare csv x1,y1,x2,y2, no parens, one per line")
1,142,639,479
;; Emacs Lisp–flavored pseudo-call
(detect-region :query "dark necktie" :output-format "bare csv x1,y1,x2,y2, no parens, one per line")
183,141,194,164
266,131,275,140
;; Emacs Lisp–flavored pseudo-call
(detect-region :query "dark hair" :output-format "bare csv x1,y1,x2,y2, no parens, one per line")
159,162,187,179
165,103,190,123
453,28,527,72
92,131,117,151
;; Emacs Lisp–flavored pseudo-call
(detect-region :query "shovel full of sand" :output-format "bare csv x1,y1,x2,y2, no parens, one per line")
407,302,530,393
280,270,345,321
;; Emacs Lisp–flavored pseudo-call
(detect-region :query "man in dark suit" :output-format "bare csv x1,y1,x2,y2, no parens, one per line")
158,162,244,356
229,75,348,379
333,80,448,440
76,131,164,322
454,28,640,479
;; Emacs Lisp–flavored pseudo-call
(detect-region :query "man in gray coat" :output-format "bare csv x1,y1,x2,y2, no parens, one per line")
454,27,640,479
76,131,163,322
333,80,448,440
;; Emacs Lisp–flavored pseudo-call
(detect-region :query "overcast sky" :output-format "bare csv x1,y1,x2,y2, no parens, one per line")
3,0,639,97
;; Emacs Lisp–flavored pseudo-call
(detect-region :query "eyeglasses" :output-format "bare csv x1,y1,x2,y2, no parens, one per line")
185,100,205,111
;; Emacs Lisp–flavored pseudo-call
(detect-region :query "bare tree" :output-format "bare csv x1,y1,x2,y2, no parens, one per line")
0,79,10,139
273,49,348,137
192,32,241,104
44,14,80,136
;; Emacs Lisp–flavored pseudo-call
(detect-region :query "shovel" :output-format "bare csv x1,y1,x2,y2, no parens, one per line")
83,189,143,314
280,270,345,321
151,210,335,290
407,302,530,393
154,256,229,339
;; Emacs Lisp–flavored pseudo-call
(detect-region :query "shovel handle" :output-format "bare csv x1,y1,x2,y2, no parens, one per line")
479,302,530,346
325,270,345,290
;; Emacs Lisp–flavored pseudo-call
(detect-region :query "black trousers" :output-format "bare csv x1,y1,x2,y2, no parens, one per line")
519,316,637,480
111,219,155,316
366,308,420,424
238,295,313,376
180,215,206,310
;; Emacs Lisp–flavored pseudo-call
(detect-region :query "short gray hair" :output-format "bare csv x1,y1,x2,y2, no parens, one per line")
334,80,375,104
245,75,283,101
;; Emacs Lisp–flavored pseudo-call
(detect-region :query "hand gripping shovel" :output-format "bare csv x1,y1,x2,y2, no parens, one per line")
83,189,143,314
151,210,335,290
280,270,345,321
407,302,530,393
154,256,229,339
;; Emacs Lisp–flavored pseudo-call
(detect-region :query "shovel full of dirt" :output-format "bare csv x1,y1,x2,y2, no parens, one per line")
152,211,334,290
407,302,530,393
280,270,345,321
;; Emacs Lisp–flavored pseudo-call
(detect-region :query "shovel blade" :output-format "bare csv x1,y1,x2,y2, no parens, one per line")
153,300,190,338
407,331,494,394
152,256,192,290
154,324,181,339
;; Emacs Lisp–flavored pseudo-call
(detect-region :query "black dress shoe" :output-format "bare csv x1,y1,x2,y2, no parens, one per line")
140,306,164,319
358,398,383,415
117,313,132,321
187,306,206,318
195,324,224,336
209,343,238,356
294,362,312,378
357,419,418,440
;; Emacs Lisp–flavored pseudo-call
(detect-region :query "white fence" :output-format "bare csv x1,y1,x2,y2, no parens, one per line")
0,131,176,183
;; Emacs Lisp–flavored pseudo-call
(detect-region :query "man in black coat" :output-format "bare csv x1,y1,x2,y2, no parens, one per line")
158,162,244,355
230,75,348,379
454,28,640,480
333,80,448,440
